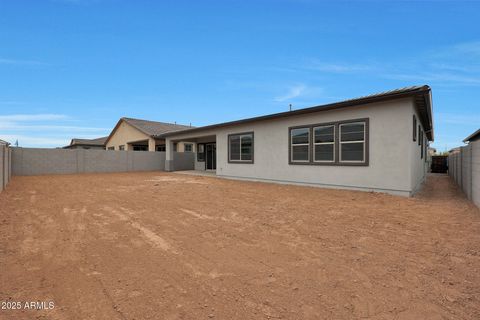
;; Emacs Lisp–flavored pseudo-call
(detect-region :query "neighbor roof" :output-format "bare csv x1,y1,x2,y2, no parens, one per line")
0,139,10,145
63,136,108,148
161,85,434,141
105,117,193,145
70,136,108,146
463,128,480,143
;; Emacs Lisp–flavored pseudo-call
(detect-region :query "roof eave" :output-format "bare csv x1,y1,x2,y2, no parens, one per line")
160,85,433,138
463,128,480,143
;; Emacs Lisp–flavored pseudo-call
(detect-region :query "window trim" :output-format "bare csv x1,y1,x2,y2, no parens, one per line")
227,131,254,164
313,125,335,163
288,118,369,166
339,121,366,164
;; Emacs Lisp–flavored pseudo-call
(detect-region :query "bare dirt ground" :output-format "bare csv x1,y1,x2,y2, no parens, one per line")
0,172,479,320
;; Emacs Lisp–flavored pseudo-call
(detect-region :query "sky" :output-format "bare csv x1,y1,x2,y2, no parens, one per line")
0,0,479,151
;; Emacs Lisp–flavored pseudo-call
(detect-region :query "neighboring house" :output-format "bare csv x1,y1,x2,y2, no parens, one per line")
104,117,193,152
449,147,461,155
159,85,433,197
463,128,480,144
64,137,108,149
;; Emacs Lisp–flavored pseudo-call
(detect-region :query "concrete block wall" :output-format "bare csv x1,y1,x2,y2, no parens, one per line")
0,144,12,193
171,152,195,171
12,148,167,176
449,142,480,208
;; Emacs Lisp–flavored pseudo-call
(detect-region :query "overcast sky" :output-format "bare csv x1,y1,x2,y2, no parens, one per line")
0,0,479,150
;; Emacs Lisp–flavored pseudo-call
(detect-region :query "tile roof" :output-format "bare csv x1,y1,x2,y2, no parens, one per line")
121,117,193,137
70,136,108,146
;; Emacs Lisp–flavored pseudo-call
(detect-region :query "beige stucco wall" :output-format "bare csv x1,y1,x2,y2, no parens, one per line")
166,98,428,196
176,141,196,153
105,121,155,151
410,104,429,194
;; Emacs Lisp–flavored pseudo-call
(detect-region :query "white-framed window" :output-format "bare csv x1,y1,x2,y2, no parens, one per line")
197,143,205,162
339,122,365,163
184,143,193,152
290,127,310,162
228,132,254,163
119,145,125,151
313,125,335,162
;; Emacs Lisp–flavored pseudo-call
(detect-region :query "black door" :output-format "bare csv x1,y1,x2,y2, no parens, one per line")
206,143,216,170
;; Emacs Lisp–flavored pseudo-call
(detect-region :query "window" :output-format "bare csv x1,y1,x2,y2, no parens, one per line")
119,145,125,151
420,129,424,159
173,143,177,152
289,118,368,166
184,143,193,152
339,122,365,162
197,143,205,162
313,125,334,162
413,115,417,142
228,132,254,163
425,137,428,161
107,146,114,150
133,145,148,151
156,144,166,152
291,127,310,162
418,125,421,145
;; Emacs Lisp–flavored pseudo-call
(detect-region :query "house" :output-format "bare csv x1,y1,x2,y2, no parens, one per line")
63,136,108,149
159,85,433,197
104,117,194,152
463,128,480,143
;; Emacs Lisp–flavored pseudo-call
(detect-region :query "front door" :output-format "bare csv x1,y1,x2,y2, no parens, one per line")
206,143,216,170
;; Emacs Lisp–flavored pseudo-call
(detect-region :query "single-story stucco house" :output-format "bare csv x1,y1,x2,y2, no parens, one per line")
104,117,194,152
159,85,433,197
63,136,108,150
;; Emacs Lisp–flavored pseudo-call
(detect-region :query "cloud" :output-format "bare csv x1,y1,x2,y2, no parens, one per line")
0,123,109,132
305,61,373,73
385,72,480,86
453,41,480,56
0,135,69,147
0,114,68,121
274,84,307,102
435,113,480,126
0,58,47,66
0,114,109,147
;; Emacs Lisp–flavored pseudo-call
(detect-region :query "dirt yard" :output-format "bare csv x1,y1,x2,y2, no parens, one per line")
0,172,479,320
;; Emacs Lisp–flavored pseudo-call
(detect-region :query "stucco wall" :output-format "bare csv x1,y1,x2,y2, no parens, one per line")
166,98,422,196
473,140,480,207
12,148,166,176
106,121,155,151
410,104,428,194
